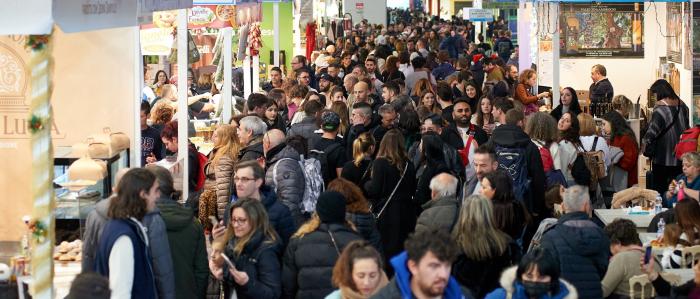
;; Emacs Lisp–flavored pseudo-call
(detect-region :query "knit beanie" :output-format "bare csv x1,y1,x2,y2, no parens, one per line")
316,191,347,224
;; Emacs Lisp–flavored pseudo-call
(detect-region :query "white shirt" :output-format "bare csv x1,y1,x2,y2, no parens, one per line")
558,140,578,184
109,218,149,299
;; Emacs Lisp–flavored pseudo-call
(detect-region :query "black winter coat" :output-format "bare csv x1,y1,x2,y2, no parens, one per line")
227,186,297,248
452,241,521,299
346,212,383,255
282,223,362,299
540,212,610,299
341,159,373,191
223,231,282,299
364,158,418,272
238,139,265,162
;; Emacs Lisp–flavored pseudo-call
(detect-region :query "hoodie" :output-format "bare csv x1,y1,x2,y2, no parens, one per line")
370,251,472,299
157,199,209,299
489,124,547,216
484,266,578,299
82,196,176,299
540,211,610,299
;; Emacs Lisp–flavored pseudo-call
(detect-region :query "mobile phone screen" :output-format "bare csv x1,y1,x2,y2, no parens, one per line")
220,253,237,271
644,246,653,264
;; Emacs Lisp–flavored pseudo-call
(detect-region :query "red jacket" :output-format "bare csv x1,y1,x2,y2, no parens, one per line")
611,135,639,187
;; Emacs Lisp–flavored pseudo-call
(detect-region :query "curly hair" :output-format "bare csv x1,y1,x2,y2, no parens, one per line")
604,218,641,246
525,112,559,145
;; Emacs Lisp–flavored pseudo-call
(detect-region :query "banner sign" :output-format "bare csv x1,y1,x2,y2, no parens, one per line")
140,28,174,55
0,0,53,35
559,2,644,58
464,8,494,21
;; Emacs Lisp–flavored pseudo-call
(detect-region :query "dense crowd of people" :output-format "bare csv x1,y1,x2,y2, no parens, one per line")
68,9,700,299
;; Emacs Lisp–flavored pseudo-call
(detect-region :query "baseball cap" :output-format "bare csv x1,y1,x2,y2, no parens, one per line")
319,73,333,82
321,111,340,131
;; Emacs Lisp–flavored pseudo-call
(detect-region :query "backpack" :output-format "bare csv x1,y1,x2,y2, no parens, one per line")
527,218,558,254
495,145,530,202
195,152,208,192
272,157,325,214
580,137,606,191
674,125,700,160
309,142,343,185
534,141,568,189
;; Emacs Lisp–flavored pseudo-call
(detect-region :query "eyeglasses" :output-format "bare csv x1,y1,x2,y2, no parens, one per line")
231,217,248,225
233,177,256,183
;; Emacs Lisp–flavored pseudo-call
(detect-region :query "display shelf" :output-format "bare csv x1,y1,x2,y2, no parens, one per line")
54,147,130,197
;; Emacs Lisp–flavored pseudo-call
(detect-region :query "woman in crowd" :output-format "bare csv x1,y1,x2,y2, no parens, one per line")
411,78,435,102
382,55,405,82
675,198,700,245
201,125,240,224
611,95,633,119
660,224,690,269
326,240,389,299
642,248,700,297
464,81,481,114
330,102,350,137
263,99,287,132
283,191,363,299
602,218,658,298
341,132,376,188
161,120,201,200
666,152,700,206
472,96,496,136
513,69,549,115
406,56,437,96
152,70,169,97
328,86,347,108
287,84,310,122
525,112,560,174
481,170,530,243
364,129,417,273
418,90,442,116
602,111,639,188
557,111,582,185
643,79,690,196
327,178,382,254
485,248,577,299
291,91,323,125
550,87,582,122
414,133,450,206
452,195,521,298
210,199,282,299
95,169,160,299
578,113,611,172
148,165,208,299
195,73,213,95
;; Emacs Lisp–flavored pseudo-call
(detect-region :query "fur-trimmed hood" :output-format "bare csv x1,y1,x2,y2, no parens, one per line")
497,266,578,299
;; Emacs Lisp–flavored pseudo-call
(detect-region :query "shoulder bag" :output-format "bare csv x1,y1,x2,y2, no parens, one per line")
372,164,408,220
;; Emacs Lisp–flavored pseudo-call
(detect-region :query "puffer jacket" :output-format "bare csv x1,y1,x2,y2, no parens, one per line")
238,137,265,162
265,144,306,226
282,223,362,299
223,231,282,299
82,196,176,299
484,266,578,299
346,212,383,255
415,195,460,234
540,211,610,299
204,152,236,219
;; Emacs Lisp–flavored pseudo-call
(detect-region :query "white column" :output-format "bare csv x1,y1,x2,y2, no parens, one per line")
551,2,560,107
473,0,482,43
177,9,189,198
252,55,260,93
274,2,281,67
223,27,233,123
244,56,252,99
133,27,143,167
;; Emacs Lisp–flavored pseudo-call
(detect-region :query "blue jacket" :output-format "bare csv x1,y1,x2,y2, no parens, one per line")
229,185,297,247
95,218,157,299
540,212,610,299
370,251,472,299
485,266,578,299
666,174,700,206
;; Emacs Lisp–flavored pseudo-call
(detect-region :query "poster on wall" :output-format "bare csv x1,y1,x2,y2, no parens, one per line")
559,2,644,58
668,2,683,63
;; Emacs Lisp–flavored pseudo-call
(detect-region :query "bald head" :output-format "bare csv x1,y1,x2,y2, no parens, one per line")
429,173,459,199
263,129,286,155
353,81,370,102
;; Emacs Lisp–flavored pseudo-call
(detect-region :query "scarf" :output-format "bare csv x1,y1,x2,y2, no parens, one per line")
338,271,389,299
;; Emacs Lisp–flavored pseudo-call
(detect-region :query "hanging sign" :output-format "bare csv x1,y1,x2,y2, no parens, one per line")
0,0,53,35
140,28,174,55
464,9,493,22
53,0,138,33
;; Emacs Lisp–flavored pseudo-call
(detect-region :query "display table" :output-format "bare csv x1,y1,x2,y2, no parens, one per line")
54,146,130,197
594,209,655,229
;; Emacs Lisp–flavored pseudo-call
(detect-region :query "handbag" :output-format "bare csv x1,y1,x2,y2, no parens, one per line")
644,104,680,158
372,164,408,220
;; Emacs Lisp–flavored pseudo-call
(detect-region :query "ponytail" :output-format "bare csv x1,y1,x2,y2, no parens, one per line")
353,133,376,167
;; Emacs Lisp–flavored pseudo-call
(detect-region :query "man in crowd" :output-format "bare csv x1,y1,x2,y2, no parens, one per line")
381,80,400,105
292,55,316,89
327,63,343,84
345,102,377,157
262,66,284,92
415,173,461,234
464,144,499,195
432,50,455,81
141,102,163,165
443,99,488,149
504,64,518,96
370,104,398,144
365,56,383,82
296,69,318,92
408,116,464,179
224,160,296,246
318,73,334,94
268,88,289,127
372,229,473,299
436,82,455,124
310,111,348,185
484,57,504,82
246,93,270,119
589,64,614,104
263,129,306,226
491,97,514,126
353,81,382,113
237,115,267,161
541,185,610,299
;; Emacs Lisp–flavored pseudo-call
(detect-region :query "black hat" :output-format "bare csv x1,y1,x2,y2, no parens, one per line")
316,191,346,224
319,73,333,82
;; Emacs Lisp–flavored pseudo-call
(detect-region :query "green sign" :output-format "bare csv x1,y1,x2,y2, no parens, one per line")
259,1,294,78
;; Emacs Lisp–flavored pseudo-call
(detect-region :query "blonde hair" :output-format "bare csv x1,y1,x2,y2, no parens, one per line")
292,214,356,239
612,95,633,118
211,125,241,168
213,198,278,256
452,195,510,260
577,113,597,136
352,133,376,167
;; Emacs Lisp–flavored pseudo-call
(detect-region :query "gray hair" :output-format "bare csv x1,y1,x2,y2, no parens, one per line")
682,152,700,168
429,173,459,197
378,104,396,115
563,185,590,212
240,116,267,137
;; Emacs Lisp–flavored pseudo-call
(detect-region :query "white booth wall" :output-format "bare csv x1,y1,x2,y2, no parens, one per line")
343,0,388,26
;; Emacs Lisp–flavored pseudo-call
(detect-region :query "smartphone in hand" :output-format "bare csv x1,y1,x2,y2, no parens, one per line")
644,246,653,264
220,253,237,272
